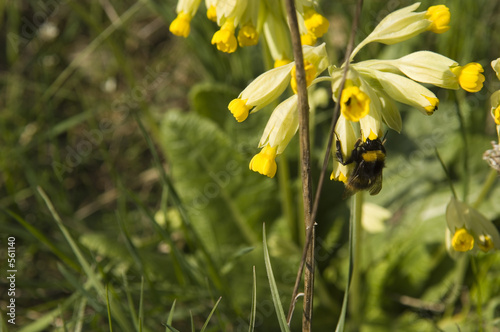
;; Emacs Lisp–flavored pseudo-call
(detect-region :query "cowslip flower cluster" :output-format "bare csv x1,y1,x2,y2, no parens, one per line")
169,0,329,64
330,3,485,184
232,44,329,177
445,197,500,256
227,2,485,179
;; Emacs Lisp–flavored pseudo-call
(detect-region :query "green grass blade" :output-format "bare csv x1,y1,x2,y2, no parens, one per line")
262,223,291,332
200,297,222,332
18,292,80,332
123,274,139,330
139,276,145,332
190,311,195,332
248,266,257,332
56,263,103,311
5,209,80,272
106,284,113,332
74,297,87,332
335,193,359,332
166,299,177,331
37,186,132,332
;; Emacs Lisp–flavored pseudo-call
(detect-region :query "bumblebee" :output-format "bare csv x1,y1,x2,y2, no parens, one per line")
335,135,386,198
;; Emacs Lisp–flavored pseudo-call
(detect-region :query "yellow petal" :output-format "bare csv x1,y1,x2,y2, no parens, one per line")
452,228,474,252
169,12,191,38
425,5,450,34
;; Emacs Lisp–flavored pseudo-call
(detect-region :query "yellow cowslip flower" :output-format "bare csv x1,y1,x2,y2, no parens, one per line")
301,33,317,46
303,7,329,38
237,23,259,47
290,61,316,94
452,228,474,252
228,62,294,121
169,12,192,38
451,63,485,93
249,145,278,178
423,96,439,115
331,115,356,182
350,3,451,60
494,105,500,125
206,5,217,22
425,5,450,33
274,59,292,68
211,19,237,53
229,98,252,122
478,235,495,252
340,84,370,122
446,197,500,255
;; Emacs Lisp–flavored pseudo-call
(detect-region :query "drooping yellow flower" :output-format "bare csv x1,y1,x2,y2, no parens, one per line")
249,145,278,178
452,228,474,252
169,12,192,38
237,23,259,47
206,5,217,22
425,5,450,33
229,98,252,122
211,19,237,53
340,84,370,122
494,105,500,125
303,7,329,38
423,95,439,115
451,63,485,93
478,234,494,252
290,61,316,94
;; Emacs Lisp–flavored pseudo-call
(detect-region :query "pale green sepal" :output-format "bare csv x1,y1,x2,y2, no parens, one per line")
492,58,500,80
177,0,202,16
259,94,298,154
378,92,402,133
490,90,500,109
351,3,429,59
263,10,292,62
303,43,329,75
366,69,438,115
241,62,294,113
216,0,248,26
392,51,458,89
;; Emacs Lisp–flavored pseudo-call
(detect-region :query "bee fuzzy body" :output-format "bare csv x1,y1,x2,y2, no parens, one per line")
336,136,386,198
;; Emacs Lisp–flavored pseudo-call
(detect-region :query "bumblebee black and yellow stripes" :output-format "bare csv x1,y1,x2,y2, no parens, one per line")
336,136,386,198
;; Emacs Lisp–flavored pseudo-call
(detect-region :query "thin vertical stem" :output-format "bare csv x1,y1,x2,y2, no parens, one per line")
283,0,314,330
286,0,364,326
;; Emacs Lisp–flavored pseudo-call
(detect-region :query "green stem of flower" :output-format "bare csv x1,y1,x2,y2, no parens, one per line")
349,191,363,329
472,169,498,209
283,0,315,329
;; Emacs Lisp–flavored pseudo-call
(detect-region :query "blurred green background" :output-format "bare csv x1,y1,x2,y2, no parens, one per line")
1,0,500,331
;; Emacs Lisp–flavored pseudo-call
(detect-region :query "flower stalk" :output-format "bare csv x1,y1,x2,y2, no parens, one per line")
283,0,314,329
